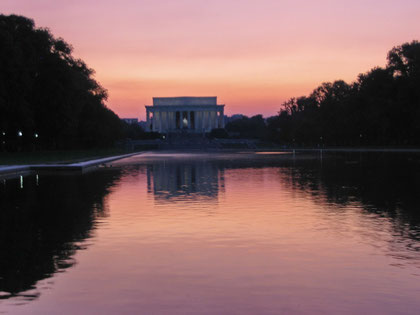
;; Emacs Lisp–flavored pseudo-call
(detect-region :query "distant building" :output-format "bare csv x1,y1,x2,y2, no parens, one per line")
122,118,139,124
145,96,225,133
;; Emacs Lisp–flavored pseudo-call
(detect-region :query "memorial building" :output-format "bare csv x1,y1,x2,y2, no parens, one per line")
145,97,225,133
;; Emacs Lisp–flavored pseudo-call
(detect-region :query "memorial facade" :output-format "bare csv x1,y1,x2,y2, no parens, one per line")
145,97,225,133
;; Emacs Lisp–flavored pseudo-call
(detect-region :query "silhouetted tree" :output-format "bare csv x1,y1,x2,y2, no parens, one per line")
122,121,145,140
267,40,420,146
225,115,267,139
0,14,123,150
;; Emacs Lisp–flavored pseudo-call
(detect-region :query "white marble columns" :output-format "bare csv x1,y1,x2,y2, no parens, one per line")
146,107,224,132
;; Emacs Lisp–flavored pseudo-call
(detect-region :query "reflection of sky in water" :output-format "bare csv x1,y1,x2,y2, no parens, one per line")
1,152,420,314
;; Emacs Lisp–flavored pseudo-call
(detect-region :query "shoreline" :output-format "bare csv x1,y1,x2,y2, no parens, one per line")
266,147,420,153
0,152,141,179
2,147,420,179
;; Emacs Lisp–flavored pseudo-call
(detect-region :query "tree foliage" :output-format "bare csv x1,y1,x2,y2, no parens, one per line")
225,115,267,139
0,14,123,150
267,40,420,146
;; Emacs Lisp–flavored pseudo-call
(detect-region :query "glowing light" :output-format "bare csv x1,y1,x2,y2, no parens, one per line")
18,131,23,137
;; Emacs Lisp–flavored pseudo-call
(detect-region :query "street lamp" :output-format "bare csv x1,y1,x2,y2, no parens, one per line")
18,131,23,137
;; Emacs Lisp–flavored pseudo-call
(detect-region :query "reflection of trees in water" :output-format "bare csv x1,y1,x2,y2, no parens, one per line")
3,153,418,304
141,152,420,262
145,152,420,265
0,169,122,301
280,153,420,265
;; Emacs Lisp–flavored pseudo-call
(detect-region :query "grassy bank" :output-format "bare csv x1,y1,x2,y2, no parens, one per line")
0,148,138,165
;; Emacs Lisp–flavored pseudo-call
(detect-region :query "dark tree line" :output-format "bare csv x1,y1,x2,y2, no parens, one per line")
225,114,267,139
224,41,420,146
0,15,125,150
267,41,420,146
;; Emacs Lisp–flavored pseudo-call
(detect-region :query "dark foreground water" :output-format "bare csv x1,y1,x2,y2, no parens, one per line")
1,152,420,314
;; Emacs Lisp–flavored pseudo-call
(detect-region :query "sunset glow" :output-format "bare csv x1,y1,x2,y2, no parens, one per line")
3,0,420,118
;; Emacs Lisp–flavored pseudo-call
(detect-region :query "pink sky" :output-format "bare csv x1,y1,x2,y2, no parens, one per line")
2,0,420,119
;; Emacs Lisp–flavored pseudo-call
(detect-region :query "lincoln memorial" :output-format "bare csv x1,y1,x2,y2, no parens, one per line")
145,96,225,133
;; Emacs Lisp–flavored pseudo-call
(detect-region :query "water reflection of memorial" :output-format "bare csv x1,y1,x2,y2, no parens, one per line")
0,170,122,302
147,161,225,202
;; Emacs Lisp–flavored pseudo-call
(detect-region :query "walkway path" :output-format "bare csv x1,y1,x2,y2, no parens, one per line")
0,152,141,178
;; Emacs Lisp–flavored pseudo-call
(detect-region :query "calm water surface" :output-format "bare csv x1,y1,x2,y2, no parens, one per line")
1,152,420,314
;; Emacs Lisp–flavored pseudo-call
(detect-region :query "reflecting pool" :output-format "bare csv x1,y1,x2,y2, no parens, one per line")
1,152,420,314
